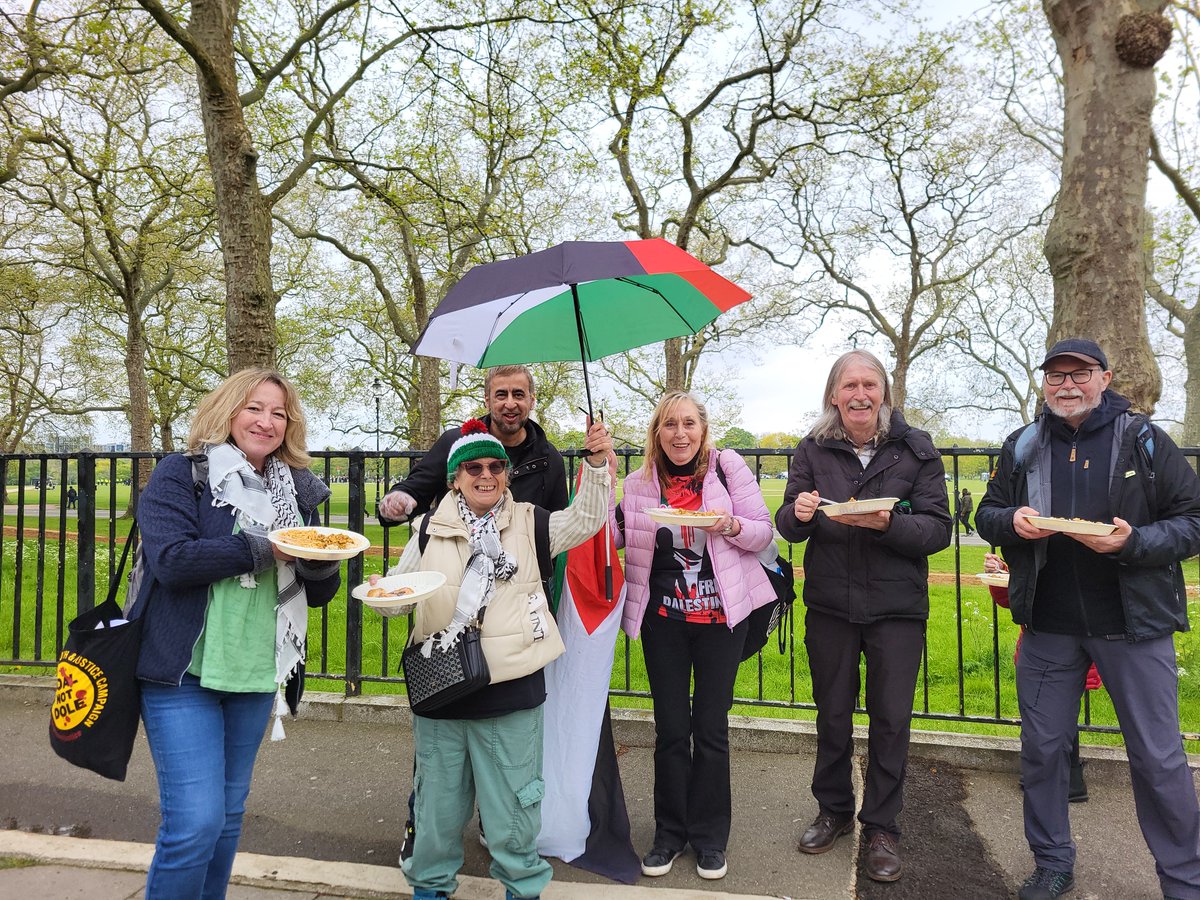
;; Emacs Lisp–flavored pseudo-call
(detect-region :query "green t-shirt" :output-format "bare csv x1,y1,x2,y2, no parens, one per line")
188,553,279,693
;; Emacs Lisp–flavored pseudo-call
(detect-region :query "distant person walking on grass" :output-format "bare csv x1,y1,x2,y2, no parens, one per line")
66,486,77,509
976,338,1200,900
957,488,973,535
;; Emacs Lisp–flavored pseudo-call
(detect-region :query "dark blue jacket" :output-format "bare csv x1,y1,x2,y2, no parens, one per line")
976,395,1200,641
133,452,341,685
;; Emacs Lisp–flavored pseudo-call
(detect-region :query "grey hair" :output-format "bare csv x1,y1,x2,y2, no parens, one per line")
808,350,893,444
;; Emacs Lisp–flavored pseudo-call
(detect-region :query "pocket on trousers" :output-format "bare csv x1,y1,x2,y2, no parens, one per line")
490,715,537,771
516,776,545,809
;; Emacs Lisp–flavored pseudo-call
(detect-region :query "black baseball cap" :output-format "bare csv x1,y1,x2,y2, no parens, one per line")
1039,338,1108,371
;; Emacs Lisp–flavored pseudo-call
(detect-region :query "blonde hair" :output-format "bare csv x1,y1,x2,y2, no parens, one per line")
639,390,712,491
809,350,893,445
187,368,311,468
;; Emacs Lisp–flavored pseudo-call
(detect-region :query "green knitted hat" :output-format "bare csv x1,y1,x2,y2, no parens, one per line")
446,418,509,477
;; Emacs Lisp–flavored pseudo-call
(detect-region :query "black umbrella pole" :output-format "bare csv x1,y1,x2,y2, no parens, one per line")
571,285,595,421
571,284,612,600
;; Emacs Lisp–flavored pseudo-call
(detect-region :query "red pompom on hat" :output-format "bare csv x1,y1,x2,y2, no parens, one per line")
446,418,509,477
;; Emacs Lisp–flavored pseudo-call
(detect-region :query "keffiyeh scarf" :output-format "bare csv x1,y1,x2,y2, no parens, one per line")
422,493,518,655
206,442,308,739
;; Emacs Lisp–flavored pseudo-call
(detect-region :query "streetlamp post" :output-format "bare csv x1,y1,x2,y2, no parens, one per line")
372,377,385,507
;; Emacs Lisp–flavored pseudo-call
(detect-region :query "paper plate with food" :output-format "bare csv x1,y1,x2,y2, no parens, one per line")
1024,515,1117,536
821,497,901,518
352,571,447,616
268,526,370,560
644,507,724,527
976,572,1010,588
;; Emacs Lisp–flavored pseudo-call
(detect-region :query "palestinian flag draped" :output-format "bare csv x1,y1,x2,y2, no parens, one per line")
538,471,639,883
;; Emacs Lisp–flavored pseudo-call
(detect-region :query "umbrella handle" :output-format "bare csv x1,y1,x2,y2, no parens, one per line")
604,520,613,601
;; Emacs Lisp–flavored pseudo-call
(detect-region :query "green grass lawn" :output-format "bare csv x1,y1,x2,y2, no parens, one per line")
5,476,1198,753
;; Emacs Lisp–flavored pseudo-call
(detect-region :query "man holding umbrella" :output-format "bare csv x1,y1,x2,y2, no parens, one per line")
377,364,568,524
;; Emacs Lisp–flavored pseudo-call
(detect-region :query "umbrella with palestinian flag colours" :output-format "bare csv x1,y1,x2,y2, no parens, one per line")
412,238,752,411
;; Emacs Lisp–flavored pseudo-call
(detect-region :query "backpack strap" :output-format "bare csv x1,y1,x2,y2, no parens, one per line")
417,512,433,555
533,505,553,583
713,451,729,490
184,449,209,498
1012,422,1037,475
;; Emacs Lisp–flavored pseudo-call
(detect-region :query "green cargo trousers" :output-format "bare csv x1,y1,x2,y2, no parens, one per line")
402,705,550,900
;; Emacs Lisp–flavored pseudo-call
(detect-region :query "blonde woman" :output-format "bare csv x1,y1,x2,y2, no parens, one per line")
131,368,340,900
613,391,776,881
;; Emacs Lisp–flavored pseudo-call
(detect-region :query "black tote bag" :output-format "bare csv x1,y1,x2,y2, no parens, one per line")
49,525,143,781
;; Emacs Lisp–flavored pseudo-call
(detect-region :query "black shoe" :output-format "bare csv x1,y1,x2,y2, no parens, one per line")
399,818,416,864
863,831,902,882
696,849,727,880
1018,866,1075,899
1068,760,1088,802
641,847,681,876
798,812,854,854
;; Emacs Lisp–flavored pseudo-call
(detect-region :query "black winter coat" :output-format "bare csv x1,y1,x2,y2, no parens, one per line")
378,415,568,523
775,411,953,623
975,399,1200,641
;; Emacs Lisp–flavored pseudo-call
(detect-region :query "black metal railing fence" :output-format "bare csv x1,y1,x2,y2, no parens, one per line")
2,446,1197,743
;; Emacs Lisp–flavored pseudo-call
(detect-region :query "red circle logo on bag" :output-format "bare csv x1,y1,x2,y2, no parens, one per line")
53,654,108,733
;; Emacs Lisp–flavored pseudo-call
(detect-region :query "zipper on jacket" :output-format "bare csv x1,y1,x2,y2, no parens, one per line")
1067,432,1094,635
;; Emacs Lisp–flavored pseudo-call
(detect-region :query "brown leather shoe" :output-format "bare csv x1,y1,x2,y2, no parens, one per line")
797,813,854,854
864,831,902,882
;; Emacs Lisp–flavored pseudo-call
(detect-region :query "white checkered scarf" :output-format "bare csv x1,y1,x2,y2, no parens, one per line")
425,492,518,653
205,443,308,736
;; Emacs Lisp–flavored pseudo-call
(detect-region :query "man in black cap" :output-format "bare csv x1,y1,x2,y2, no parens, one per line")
977,338,1200,900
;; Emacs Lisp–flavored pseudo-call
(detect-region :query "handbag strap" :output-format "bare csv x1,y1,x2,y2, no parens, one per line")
106,519,140,605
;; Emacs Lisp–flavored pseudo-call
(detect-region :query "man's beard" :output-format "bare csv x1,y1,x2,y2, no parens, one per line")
492,415,526,437
1045,393,1101,421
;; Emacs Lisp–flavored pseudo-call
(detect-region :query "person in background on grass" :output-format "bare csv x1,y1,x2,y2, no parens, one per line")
66,485,78,509
775,349,952,884
132,369,341,900
614,390,777,882
976,338,1200,900
983,553,1093,803
957,487,974,535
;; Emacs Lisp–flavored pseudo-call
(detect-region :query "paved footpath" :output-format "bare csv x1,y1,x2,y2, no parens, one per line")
2,676,1194,899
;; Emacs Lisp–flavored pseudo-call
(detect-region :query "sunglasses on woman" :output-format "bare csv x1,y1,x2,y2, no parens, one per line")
461,460,507,477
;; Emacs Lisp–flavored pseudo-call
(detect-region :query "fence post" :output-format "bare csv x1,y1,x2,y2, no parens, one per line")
344,451,366,696
76,452,96,612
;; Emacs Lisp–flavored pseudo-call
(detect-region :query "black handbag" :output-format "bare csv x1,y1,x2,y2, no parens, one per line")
709,454,797,661
401,617,491,715
739,555,796,661
49,523,143,781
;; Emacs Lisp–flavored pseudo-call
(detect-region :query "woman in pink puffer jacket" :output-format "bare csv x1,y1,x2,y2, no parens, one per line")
612,390,777,883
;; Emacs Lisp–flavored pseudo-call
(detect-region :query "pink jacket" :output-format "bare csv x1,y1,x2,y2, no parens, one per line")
614,448,777,638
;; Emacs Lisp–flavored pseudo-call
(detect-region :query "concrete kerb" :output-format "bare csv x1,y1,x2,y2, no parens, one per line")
9,672,1192,782
1,832,785,900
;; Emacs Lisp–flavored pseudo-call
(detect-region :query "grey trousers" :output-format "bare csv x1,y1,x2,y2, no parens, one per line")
1017,630,1200,898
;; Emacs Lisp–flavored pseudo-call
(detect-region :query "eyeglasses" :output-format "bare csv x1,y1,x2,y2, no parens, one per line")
461,460,507,477
1044,368,1099,386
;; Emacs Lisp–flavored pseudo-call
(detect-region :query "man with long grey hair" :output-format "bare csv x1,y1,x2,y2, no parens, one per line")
775,349,952,883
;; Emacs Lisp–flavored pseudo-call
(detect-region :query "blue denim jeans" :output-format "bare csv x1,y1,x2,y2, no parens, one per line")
140,674,274,900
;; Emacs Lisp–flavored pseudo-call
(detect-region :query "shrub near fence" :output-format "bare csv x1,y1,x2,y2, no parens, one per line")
2,447,1198,749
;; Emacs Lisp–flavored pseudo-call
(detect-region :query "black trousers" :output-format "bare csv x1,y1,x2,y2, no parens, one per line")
804,608,925,837
640,612,748,853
